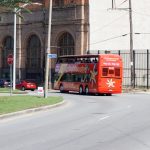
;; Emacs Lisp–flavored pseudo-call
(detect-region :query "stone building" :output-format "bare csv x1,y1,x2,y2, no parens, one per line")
0,0,89,83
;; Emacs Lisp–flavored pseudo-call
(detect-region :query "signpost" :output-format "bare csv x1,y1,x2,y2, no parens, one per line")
7,54,13,65
7,54,13,96
48,54,57,58
44,53,57,98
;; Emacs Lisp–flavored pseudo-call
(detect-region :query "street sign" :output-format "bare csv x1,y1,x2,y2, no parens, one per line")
48,54,57,58
37,87,44,94
7,54,13,65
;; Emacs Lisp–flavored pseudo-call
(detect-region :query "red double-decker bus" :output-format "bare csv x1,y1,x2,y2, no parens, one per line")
54,54,123,95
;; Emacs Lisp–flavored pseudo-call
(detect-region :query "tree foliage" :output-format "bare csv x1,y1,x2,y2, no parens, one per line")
0,0,31,10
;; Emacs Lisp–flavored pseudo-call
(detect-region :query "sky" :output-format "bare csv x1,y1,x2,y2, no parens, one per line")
89,0,150,51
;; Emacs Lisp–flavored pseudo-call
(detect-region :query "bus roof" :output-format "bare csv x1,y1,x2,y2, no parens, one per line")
58,54,120,58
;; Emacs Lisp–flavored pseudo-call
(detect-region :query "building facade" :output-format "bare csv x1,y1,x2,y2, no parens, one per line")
0,0,89,83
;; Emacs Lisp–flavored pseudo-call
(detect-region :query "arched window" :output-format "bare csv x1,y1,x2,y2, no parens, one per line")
58,32,74,56
26,35,41,69
2,36,13,68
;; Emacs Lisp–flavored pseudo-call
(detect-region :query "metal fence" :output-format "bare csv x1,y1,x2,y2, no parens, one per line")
87,49,150,89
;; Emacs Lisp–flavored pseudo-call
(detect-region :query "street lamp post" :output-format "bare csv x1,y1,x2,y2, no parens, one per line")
13,8,17,90
13,3,42,90
44,0,52,98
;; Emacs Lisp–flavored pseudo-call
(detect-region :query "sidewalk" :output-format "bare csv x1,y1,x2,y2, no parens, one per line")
123,88,150,94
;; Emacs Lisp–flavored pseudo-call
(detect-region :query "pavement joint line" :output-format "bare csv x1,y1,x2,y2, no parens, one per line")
0,100,66,120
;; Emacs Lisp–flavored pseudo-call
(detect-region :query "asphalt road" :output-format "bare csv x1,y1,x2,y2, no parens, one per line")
0,92,150,150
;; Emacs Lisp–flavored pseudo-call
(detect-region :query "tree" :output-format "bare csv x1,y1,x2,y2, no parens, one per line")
0,0,31,11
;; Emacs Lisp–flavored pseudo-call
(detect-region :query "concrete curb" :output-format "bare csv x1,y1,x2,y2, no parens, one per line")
0,100,66,120
122,88,150,94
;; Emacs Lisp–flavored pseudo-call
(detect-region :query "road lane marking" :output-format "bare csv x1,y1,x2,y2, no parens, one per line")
98,115,111,121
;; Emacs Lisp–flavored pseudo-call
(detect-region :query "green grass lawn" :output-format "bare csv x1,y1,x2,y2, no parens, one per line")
0,96,63,115
0,88,23,93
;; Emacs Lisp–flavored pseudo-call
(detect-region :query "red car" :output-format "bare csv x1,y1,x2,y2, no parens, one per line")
16,80,37,91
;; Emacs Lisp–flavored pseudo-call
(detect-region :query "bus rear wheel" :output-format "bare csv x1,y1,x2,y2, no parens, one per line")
85,86,89,95
79,86,83,94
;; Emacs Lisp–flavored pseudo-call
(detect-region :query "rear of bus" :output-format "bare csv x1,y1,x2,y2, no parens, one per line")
97,54,123,94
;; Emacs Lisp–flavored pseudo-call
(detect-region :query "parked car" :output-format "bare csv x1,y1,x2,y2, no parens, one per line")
0,79,10,88
16,80,37,91
24,79,43,87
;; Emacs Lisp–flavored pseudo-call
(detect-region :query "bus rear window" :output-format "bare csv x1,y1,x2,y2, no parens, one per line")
102,67,120,77
115,68,120,76
109,69,114,74
102,68,108,76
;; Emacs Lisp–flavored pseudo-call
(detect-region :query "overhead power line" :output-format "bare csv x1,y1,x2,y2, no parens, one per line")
90,33,129,45
118,0,128,7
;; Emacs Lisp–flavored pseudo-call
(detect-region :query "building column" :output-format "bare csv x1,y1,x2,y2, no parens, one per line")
80,0,85,55
75,0,85,55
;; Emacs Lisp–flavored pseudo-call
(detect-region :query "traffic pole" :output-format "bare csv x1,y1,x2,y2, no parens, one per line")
10,64,13,96
44,0,52,98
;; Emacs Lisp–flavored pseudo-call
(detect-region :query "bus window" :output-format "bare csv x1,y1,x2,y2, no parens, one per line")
81,59,86,63
95,58,98,63
109,69,114,75
76,75,81,82
91,58,97,63
66,74,71,82
71,74,76,82
71,74,84,82
68,59,75,63
76,58,81,63
60,74,66,81
102,68,108,76
115,68,120,77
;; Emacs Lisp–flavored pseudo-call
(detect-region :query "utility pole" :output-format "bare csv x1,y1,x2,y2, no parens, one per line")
44,0,52,98
111,0,134,88
112,0,116,9
129,0,134,88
